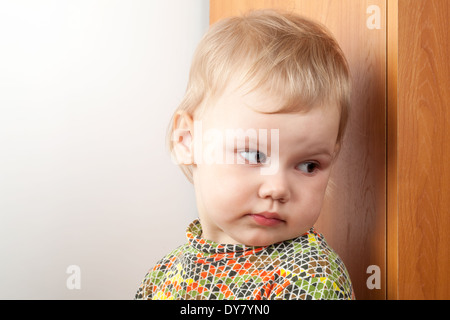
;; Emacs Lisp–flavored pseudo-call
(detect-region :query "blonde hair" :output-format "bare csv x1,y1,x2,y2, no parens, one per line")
167,9,351,183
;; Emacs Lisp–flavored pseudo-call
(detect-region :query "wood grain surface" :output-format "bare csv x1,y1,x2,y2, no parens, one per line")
386,0,399,301
397,0,450,299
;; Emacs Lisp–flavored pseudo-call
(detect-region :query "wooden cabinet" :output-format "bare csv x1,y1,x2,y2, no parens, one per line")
210,0,449,300
389,0,449,300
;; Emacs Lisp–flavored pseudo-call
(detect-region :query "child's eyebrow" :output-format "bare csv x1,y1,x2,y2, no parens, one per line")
295,147,334,159
309,151,333,159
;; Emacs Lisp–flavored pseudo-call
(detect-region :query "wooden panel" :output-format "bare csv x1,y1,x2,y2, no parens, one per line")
211,0,387,300
386,0,399,301
397,0,450,299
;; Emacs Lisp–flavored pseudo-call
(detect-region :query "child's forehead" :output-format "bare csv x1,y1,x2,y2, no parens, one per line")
201,83,337,125
199,95,339,147
200,81,297,117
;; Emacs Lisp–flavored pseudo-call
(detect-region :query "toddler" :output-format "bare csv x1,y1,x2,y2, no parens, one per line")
135,9,354,300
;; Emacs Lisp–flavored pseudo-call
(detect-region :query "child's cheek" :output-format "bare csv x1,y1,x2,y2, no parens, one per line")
210,164,254,205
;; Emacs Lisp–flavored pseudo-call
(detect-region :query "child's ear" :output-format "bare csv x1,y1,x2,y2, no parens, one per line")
172,111,195,165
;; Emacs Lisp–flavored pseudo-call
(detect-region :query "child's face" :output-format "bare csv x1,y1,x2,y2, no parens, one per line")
190,82,340,246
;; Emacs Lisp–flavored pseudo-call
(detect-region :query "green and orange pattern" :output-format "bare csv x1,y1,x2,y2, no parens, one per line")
135,220,354,300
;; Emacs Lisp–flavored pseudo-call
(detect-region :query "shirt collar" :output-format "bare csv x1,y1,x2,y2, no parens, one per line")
185,219,315,256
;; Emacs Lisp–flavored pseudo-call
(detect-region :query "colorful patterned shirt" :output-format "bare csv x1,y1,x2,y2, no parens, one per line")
135,219,354,300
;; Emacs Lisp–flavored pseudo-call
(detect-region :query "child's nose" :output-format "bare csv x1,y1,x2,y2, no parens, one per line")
257,173,290,203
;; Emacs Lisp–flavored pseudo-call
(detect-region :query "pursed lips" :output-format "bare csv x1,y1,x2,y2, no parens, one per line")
252,211,283,220
248,211,284,226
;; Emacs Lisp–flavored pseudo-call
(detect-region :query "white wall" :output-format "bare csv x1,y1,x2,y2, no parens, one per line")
0,0,209,299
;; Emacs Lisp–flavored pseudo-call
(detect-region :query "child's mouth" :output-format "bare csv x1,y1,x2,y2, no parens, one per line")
249,212,284,227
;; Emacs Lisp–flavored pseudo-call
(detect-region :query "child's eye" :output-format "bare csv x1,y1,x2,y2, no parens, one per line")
297,162,319,174
239,150,267,164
